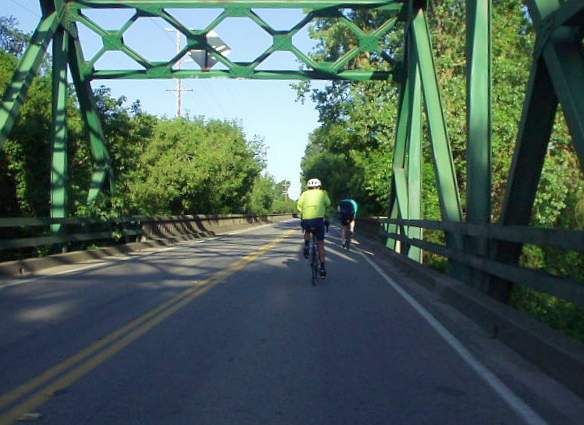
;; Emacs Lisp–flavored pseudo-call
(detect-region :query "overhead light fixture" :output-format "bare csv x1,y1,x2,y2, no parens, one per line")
189,31,231,71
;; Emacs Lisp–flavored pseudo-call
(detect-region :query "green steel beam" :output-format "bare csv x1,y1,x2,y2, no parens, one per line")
0,11,62,150
411,8,462,224
466,0,491,226
51,28,70,233
74,0,401,9
67,23,114,203
391,55,411,255
492,0,584,302
91,69,395,81
526,0,560,26
382,227,584,307
385,187,398,250
466,0,492,290
40,0,55,15
67,1,402,81
384,0,408,255
411,5,465,278
384,218,584,253
406,44,422,263
548,0,584,28
495,57,557,303
392,84,410,218
541,27,584,171
385,7,407,252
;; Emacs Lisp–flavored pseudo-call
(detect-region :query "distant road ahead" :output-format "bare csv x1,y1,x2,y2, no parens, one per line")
0,221,548,425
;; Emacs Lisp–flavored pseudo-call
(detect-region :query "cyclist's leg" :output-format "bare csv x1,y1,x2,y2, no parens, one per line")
301,219,311,258
340,214,349,244
313,218,326,276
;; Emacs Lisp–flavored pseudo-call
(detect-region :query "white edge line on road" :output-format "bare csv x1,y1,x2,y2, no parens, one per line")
357,249,549,425
0,221,292,290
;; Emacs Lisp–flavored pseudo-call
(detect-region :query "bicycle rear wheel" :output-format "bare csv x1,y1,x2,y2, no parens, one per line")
310,238,318,286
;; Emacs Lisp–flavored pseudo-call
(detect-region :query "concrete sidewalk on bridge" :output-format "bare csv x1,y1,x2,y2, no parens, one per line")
0,214,293,279
351,225,584,422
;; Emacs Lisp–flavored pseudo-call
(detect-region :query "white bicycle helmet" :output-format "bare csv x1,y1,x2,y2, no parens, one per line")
307,178,322,188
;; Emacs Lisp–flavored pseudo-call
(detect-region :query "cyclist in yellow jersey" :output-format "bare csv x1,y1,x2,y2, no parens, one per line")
297,178,331,277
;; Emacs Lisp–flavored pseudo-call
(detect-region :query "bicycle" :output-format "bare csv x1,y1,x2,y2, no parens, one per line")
342,228,352,251
308,229,319,286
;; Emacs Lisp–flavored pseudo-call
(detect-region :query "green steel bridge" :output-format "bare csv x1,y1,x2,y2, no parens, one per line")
0,2,584,422
1,0,582,303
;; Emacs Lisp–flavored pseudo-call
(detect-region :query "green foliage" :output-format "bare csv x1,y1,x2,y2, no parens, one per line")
128,118,262,214
0,19,293,221
247,175,295,215
0,16,29,57
511,286,584,344
0,49,52,217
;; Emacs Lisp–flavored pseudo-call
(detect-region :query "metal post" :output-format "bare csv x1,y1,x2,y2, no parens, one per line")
466,0,492,290
176,30,182,117
406,38,423,262
166,29,193,118
411,7,462,224
67,23,114,203
50,27,69,234
411,5,465,277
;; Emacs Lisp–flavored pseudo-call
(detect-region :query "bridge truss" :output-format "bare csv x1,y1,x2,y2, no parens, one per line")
0,0,583,306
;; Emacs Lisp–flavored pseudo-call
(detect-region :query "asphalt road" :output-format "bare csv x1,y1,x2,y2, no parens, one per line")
0,220,559,424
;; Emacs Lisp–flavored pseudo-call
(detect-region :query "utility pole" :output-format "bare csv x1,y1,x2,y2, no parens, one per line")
165,29,192,117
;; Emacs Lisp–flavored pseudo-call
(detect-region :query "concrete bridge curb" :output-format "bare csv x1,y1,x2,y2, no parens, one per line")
356,218,584,401
0,214,293,278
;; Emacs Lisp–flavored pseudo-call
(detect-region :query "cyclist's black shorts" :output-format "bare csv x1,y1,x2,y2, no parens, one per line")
301,218,325,241
340,213,355,226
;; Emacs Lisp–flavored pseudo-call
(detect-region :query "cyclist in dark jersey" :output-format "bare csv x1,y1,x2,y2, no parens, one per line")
338,198,358,248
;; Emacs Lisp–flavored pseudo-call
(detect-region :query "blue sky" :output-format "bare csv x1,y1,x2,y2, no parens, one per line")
5,0,327,199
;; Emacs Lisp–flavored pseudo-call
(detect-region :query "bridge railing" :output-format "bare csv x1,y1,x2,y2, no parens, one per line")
377,218,584,308
0,216,142,253
0,214,290,262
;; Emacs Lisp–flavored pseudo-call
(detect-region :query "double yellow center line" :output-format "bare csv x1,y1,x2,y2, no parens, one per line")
0,229,294,425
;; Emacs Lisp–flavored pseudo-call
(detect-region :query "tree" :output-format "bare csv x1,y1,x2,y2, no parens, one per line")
0,16,28,57
129,118,263,214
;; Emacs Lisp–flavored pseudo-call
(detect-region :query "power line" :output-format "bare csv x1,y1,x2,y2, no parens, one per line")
165,28,193,118
7,0,41,18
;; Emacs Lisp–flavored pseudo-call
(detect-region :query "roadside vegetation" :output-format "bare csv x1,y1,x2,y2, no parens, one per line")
0,17,295,221
296,1,584,342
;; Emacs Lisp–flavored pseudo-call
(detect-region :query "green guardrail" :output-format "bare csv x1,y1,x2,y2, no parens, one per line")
0,214,291,260
377,218,584,308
